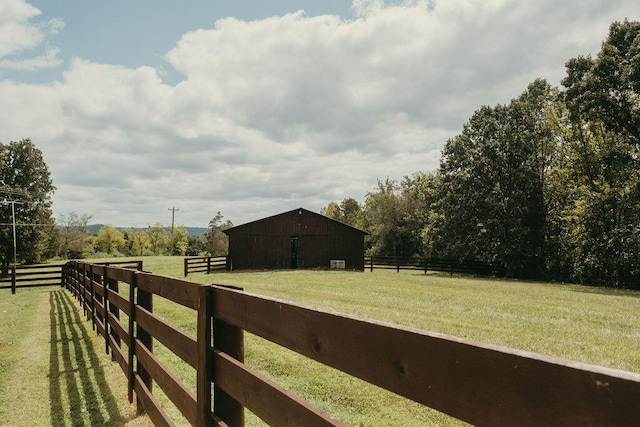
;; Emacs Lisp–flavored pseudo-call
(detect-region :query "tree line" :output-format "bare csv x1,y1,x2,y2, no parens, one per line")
322,20,640,289
55,211,233,259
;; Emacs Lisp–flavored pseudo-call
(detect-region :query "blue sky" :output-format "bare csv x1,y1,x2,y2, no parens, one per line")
1,0,639,227
7,0,364,83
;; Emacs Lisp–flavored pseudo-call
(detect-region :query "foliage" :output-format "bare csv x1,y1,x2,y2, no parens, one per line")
145,222,168,255
205,212,233,256
122,228,150,256
168,225,188,256
186,235,207,256
320,197,364,228
0,139,56,268
563,20,640,145
93,225,126,255
57,212,92,259
431,80,556,278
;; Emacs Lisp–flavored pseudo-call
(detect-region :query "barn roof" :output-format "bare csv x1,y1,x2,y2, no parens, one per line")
223,207,369,235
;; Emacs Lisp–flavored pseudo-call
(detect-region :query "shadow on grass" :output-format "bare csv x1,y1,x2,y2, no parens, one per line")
49,290,128,426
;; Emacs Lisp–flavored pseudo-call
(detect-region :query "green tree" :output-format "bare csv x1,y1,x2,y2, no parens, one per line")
563,20,640,145
122,228,150,256
320,202,342,222
0,139,55,268
186,235,207,256
146,223,168,255
362,179,420,257
558,22,640,288
94,225,125,255
168,226,189,256
58,212,92,259
321,198,364,228
206,212,233,256
400,172,441,257
432,80,557,278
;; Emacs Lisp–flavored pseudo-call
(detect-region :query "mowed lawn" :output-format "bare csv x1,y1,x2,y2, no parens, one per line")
1,256,639,426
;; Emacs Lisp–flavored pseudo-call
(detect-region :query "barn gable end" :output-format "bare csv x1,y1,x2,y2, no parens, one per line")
223,208,367,271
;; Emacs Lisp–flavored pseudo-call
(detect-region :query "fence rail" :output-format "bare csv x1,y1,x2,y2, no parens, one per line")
184,256,227,276
365,256,505,276
61,261,640,426
0,259,144,294
0,263,65,294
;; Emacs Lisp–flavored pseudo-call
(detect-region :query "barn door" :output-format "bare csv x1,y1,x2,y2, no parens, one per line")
290,236,298,269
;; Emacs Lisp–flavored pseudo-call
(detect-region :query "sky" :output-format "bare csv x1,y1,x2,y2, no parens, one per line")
1,0,639,228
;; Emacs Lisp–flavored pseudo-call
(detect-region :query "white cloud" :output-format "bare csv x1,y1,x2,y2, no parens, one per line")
0,0,64,70
0,46,62,70
1,0,640,226
0,0,43,58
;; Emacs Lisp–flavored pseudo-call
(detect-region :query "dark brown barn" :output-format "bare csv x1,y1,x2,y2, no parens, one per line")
223,207,368,271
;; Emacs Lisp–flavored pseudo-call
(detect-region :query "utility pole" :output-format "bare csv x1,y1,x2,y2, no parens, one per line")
168,207,179,234
2,199,22,294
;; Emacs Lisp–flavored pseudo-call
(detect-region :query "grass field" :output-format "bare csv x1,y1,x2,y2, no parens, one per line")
1,256,639,426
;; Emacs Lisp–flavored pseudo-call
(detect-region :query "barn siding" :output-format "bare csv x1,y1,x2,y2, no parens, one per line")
225,208,366,271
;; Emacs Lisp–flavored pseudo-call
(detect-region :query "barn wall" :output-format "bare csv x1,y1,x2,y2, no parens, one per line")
226,209,365,271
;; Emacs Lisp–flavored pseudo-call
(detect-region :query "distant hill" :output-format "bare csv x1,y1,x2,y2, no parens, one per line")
88,224,208,236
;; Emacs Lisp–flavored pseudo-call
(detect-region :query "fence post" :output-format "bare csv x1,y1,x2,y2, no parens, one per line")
83,264,90,319
136,272,153,415
396,257,400,273
207,256,211,274
89,264,96,331
108,275,121,350
103,265,110,355
197,285,213,427
184,258,189,277
127,271,137,404
213,313,245,426
370,257,373,272
424,258,428,274
11,265,16,294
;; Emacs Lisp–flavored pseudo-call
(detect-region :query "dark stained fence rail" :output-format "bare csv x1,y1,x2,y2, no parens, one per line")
62,262,640,427
365,256,505,276
0,259,144,295
184,256,227,276
0,263,65,294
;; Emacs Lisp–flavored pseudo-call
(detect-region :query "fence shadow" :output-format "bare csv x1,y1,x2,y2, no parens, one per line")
49,290,127,426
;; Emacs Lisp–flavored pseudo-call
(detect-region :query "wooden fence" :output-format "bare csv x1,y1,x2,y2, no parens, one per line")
365,256,505,276
183,256,227,276
61,261,640,426
0,260,143,294
0,263,65,294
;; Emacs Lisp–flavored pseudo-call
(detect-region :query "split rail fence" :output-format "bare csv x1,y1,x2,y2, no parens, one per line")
365,256,506,276
183,256,227,276
62,261,640,426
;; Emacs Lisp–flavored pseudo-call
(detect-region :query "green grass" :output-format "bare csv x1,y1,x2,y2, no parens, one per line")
2,256,639,426
0,286,150,426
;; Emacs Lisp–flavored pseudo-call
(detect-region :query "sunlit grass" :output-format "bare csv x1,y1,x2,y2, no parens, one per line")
0,287,151,426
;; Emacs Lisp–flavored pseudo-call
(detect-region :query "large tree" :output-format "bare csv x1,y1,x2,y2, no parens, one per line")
0,139,55,268
431,80,557,278
560,22,640,288
563,20,640,146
